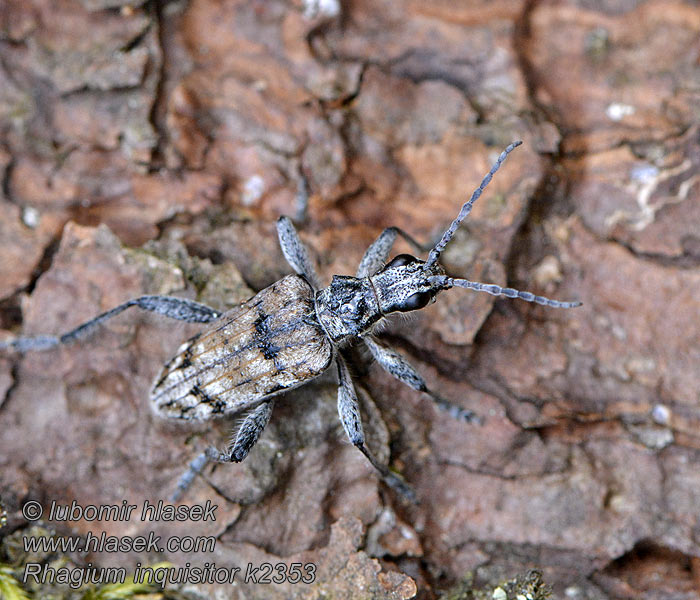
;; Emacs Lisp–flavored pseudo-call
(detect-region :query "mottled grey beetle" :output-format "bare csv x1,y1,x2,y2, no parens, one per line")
1,141,580,500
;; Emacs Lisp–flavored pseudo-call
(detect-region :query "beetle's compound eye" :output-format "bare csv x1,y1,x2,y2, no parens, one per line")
386,254,417,268
394,290,433,312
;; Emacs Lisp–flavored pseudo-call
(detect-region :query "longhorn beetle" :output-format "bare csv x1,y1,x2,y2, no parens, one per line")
1,141,581,500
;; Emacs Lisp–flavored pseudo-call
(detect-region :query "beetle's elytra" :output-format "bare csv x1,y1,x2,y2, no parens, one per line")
152,274,332,422
0,141,581,500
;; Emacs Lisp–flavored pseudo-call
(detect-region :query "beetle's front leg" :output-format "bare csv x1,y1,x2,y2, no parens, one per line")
276,216,321,290
363,336,480,423
336,355,416,501
356,227,430,278
356,228,399,278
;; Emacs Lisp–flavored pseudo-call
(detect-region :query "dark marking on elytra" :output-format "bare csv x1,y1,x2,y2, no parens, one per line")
181,348,193,370
260,341,281,361
179,333,201,372
254,312,270,335
190,384,226,414
154,332,201,389
190,384,212,403
253,310,285,363
267,383,289,395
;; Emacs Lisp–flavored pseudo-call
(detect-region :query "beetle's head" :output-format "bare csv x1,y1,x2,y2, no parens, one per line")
372,141,581,313
372,253,447,314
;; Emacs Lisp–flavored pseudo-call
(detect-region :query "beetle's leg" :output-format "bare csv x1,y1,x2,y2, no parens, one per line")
356,228,397,278
276,216,322,290
0,296,222,354
170,448,211,502
336,355,416,501
211,400,275,463
293,174,309,224
170,400,275,501
356,227,429,278
364,336,480,423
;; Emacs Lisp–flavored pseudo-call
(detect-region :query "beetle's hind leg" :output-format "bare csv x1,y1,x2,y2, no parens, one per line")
170,400,274,501
336,355,416,501
363,336,480,423
170,449,211,502
0,296,222,354
210,400,275,463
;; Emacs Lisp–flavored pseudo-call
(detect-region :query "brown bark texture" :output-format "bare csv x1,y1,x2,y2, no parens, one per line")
1,1,699,598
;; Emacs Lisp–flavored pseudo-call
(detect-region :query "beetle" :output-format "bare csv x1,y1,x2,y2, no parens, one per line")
1,141,580,499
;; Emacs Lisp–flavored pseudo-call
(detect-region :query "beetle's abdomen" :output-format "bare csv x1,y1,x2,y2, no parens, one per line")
151,275,332,420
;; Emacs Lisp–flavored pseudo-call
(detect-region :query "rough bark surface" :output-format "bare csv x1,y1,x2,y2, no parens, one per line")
1,1,698,599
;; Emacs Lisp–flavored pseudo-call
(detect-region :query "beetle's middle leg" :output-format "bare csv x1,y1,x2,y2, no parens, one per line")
336,355,416,500
363,336,480,423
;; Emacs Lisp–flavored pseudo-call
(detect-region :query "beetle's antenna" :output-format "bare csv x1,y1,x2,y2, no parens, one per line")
425,140,522,268
429,275,582,309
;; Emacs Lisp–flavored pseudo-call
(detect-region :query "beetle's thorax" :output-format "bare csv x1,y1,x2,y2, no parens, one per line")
314,257,446,344
315,275,380,343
